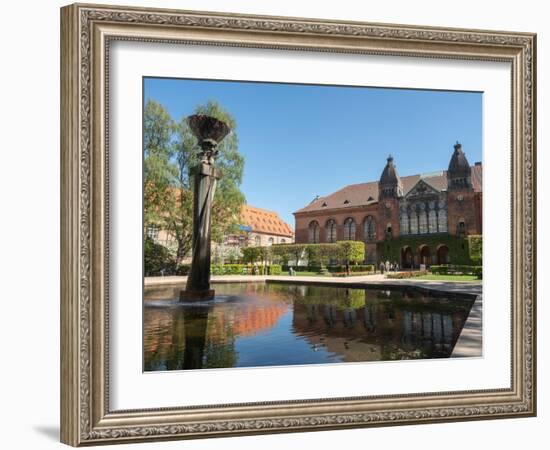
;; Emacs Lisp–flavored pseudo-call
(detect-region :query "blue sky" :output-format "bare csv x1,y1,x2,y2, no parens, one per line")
144,77,482,227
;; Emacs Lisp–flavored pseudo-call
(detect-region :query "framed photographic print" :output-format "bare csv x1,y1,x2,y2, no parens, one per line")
60,3,536,446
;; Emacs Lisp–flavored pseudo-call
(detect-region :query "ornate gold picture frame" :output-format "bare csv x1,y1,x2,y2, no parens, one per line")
60,3,536,446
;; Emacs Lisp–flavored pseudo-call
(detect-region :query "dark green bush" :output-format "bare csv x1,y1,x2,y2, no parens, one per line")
144,238,176,276
176,264,191,275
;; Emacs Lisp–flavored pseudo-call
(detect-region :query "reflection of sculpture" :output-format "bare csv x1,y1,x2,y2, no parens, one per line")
180,115,231,301
182,307,209,369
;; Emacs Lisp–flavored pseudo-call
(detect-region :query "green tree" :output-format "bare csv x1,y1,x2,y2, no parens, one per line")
468,235,483,265
242,246,262,264
144,99,177,225
337,241,365,267
144,99,246,265
144,237,176,276
168,101,245,264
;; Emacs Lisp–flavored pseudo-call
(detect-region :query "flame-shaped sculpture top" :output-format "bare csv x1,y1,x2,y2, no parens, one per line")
187,114,231,148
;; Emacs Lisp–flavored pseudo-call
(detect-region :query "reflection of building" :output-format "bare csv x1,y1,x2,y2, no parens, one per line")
293,143,482,267
226,204,294,248
291,289,467,361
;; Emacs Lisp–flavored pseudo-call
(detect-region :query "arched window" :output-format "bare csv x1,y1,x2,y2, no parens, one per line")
281,239,286,244
325,219,337,243
254,235,261,246
363,216,377,242
343,218,356,240
308,221,320,243
385,223,393,239
457,218,466,235
268,237,274,246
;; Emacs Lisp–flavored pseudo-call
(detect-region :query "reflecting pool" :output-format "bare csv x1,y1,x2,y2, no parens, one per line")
144,282,475,371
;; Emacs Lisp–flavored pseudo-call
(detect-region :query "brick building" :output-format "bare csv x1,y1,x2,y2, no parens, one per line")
293,143,482,268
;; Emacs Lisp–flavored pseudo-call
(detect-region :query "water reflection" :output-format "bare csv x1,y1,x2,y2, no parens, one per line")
144,283,474,371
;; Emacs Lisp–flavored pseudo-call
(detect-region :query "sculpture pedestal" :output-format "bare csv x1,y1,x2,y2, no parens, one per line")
179,289,216,302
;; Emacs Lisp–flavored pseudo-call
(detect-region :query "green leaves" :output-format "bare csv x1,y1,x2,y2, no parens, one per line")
143,98,245,263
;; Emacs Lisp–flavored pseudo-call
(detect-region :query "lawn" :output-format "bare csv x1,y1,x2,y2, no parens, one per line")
415,274,479,282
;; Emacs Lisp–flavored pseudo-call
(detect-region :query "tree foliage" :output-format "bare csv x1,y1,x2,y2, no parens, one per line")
143,99,245,264
337,241,365,264
467,235,483,265
144,237,176,276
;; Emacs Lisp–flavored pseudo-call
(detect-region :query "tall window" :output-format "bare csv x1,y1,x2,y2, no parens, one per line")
438,209,448,232
343,218,356,240
268,237,274,246
363,216,376,242
458,219,466,235
400,213,409,235
308,221,320,243
418,204,428,234
281,239,286,244
410,213,418,234
254,235,261,246
428,209,438,233
325,219,337,243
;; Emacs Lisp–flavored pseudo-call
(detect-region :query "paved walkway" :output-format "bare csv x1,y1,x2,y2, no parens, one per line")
145,274,481,296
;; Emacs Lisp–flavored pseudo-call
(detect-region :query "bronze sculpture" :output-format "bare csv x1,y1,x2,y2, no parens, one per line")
180,114,230,301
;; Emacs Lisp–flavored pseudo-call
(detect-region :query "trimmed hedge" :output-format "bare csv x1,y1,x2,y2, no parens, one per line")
332,271,375,277
281,264,374,273
386,270,428,279
430,264,482,276
209,264,283,276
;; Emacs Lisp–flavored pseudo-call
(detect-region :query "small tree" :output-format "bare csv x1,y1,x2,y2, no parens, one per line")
242,246,262,264
286,244,306,267
337,241,365,274
271,244,290,266
468,235,483,265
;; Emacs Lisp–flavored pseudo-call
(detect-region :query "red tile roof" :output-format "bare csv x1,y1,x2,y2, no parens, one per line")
241,205,294,237
294,165,482,214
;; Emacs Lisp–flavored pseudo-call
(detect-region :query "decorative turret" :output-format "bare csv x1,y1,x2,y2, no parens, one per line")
447,142,472,190
379,155,403,199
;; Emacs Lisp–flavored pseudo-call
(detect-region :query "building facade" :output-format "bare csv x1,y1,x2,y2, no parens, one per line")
224,204,295,248
293,143,482,268
146,204,294,263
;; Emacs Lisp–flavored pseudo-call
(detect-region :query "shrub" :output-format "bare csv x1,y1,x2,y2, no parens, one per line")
144,238,176,276
468,235,483,265
332,271,374,277
430,265,482,276
473,266,483,279
269,264,282,275
176,264,191,275
386,270,428,279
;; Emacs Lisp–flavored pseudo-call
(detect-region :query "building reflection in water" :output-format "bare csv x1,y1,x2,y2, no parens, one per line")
144,283,475,371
